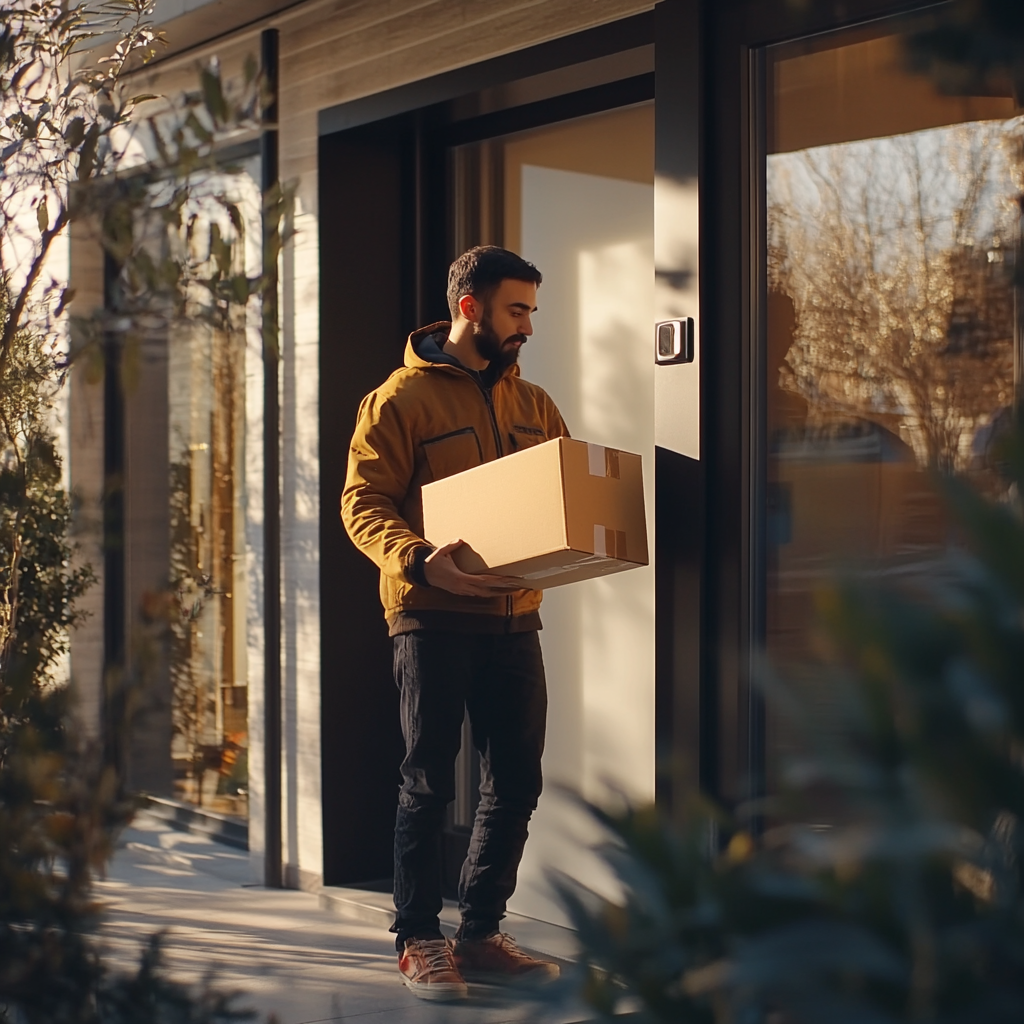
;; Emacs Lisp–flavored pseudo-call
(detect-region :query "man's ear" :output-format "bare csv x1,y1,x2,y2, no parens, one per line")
457,293,481,323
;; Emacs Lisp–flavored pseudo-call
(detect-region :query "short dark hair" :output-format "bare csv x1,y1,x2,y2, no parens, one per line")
447,246,542,319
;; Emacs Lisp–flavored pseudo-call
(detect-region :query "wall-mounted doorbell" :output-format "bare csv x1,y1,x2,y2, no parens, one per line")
655,318,695,365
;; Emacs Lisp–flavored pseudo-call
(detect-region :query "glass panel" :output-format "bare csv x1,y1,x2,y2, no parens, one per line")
164,158,261,818
451,103,655,922
766,32,1022,773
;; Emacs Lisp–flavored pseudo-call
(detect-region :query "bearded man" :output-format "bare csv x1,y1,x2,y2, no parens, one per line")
342,246,568,1000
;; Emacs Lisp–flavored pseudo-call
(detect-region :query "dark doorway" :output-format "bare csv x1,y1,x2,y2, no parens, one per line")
318,119,412,885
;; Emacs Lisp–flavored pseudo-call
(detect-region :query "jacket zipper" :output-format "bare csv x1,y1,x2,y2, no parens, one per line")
472,380,512,622
480,384,504,458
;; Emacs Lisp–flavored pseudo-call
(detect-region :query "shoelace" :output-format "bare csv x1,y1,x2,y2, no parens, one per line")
418,939,456,972
491,933,529,959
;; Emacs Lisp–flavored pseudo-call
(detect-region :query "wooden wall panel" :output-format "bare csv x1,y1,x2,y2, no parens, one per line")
280,0,652,109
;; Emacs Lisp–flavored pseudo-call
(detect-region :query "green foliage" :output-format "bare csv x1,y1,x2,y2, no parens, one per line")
0,1,161,375
0,679,131,1023
562,422,1024,1023
0,294,257,1021
0,677,253,1024
0,299,94,714
0,314,101,1013
0,0,293,381
0,4,286,1021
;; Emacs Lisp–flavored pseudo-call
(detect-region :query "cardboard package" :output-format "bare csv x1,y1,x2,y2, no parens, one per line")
421,437,648,589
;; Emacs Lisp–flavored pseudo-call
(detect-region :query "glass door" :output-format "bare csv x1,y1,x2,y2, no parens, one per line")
447,100,656,921
762,26,1022,788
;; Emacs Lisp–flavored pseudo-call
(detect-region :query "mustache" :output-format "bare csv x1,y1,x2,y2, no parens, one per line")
506,334,528,346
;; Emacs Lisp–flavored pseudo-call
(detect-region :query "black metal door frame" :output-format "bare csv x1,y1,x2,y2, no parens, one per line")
700,0,953,814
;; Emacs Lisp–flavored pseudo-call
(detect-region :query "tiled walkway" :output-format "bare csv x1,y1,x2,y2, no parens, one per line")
97,815,589,1024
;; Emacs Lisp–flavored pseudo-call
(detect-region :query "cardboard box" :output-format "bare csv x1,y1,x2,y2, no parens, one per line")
421,437,648,589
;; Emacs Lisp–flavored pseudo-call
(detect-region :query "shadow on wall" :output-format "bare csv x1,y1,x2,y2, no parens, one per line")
511,165,655,926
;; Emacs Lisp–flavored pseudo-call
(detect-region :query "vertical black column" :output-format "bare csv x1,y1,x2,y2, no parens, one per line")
318,122,406,885
261,26,283,890
102,252,126,778
654,0,713,816
746,46,769,824
1015,200,1024,401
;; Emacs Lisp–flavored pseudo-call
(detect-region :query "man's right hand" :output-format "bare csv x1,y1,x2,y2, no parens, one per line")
423,540,524,597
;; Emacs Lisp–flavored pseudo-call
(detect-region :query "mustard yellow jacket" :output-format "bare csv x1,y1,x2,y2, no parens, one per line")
341,323,569,633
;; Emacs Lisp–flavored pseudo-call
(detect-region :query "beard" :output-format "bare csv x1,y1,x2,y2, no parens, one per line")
473,312,527,372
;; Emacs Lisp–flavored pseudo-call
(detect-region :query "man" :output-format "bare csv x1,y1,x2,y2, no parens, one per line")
342,246,568,1000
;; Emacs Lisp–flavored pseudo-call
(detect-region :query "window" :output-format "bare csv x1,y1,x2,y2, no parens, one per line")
123,155,261,817
764,29,1021,776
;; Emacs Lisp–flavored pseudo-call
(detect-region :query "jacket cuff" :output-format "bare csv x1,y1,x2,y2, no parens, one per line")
406,545,435,588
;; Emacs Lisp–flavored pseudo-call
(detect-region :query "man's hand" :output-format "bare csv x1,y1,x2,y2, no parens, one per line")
423,540,524,597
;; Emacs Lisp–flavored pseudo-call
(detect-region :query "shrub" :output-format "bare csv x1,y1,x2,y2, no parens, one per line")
562,426,1024,1023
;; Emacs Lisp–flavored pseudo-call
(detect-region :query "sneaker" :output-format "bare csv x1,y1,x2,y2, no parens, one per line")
454,932,560,985
398,937,469,1001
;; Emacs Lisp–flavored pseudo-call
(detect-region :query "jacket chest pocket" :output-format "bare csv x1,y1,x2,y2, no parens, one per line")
421,427,484,482
507,424,547,451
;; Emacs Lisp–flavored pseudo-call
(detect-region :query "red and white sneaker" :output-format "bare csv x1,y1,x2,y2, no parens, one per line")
455,932,560,985
398,937,469,1001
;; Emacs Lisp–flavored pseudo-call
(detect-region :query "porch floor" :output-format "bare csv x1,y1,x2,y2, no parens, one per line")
98,814,591,1024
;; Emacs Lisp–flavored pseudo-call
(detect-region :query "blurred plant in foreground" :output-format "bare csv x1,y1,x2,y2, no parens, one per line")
560,421,1024,1023
0,282,257,1024
0,294,255,1022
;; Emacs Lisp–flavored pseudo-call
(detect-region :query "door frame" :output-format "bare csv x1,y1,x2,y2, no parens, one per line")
317,12,656,888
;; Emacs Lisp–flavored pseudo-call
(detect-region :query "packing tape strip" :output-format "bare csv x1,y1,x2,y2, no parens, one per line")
522,564,575,580
587,443,621,479
593,525,628,560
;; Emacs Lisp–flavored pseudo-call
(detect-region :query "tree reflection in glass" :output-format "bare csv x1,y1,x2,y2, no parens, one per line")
163,164,259,819
766,40,1023,706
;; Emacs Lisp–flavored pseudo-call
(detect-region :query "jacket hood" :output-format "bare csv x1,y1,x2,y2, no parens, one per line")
404,321,521,380
405,322,457,369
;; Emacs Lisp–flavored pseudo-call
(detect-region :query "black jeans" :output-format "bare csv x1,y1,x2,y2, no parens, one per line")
391,630,547,950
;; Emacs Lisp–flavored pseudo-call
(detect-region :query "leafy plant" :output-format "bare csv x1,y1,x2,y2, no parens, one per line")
0,296,93,700
0,297,258,1023
561,422,1024,1023
0,3,286,1020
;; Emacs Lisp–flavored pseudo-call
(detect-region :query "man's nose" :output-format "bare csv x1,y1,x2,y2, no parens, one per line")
521,316,534,336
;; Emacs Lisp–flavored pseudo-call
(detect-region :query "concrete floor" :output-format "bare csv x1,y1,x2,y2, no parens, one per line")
96,815,591,1024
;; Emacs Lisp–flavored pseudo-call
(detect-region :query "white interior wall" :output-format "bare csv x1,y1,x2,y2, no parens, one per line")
510,165,654,927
